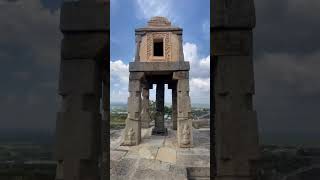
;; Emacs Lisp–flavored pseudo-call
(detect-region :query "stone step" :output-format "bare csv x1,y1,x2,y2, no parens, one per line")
187,167,210,180
188,178,210,180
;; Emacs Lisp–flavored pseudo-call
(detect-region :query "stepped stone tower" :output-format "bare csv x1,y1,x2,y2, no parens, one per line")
212,0,260,179
122,17,193,148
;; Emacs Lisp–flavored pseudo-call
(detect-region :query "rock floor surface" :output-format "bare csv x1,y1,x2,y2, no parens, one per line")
109,125,210,180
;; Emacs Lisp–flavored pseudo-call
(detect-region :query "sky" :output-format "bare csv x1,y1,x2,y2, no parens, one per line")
110,0,210,104
0,0,319,137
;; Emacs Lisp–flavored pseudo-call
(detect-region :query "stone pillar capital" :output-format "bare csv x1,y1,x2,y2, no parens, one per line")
173,71,189,80
129,72,144,80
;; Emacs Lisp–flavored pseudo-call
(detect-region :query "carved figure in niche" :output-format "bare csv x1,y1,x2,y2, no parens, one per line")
181,124,190,145
124,128,135,145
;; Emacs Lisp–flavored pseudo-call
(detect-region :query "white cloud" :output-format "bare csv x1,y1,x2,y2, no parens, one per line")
183,42,198,63
183,42,210,103
111,60,129,83
199,55,210,69
190,78,210,92
183,42,210,79
110,60,129,102
135,0,175,21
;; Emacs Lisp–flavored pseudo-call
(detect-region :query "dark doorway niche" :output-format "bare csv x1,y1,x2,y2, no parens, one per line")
153,39,164,56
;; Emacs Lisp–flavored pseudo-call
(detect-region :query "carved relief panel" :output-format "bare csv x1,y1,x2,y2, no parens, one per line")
147,32,171,61
138,31,181,62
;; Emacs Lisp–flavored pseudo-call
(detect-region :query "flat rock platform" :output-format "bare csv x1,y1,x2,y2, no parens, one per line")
109,125,210,180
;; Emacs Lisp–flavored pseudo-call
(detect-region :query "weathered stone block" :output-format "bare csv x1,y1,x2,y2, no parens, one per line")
60,2,109,32
212,30,253,56
177,95,191,118
128,80,142,92
129,72,144,80
127,96,141,117
211,0,256,28
173,71,189,80
177,119,193,148
60,94,100,113
141,88,151,128
122,118,141,145
61,33,107,59
215,56,255,95
215,111,259,176
177,79,189,91
58,59,99,95
55,111,100,160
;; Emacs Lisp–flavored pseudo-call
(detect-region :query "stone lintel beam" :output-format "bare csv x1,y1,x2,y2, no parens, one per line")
135,31,146,36
129,62,190,72
60,2,109,32
129,72,144,80
173,71,189,80
135,27,182,33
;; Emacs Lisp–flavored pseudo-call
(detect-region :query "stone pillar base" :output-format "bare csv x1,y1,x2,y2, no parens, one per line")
152,127,168,136
141,122,151,128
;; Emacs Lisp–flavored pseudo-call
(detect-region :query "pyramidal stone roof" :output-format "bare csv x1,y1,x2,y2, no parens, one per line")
136,16,182,32
147,16,171,27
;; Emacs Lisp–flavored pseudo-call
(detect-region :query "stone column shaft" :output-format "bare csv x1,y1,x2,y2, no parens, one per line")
213,0,259,179
152,82,167,135
122,72,143,146
56,59,101,180
173,71,193,148
172,85,177,130
141,84,151,128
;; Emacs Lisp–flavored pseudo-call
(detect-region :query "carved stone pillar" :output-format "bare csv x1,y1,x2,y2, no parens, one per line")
55,1,108,179
213,0,259,179
152,82,167,135
122,72,143,146
141,83,151,128
173,71,192,148
56,59,102,180
172,85,177,130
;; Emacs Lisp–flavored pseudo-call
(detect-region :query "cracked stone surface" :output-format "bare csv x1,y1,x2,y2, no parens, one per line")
109,125,210,180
